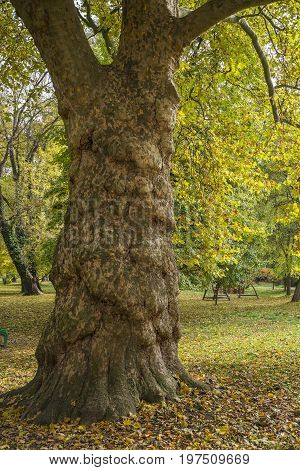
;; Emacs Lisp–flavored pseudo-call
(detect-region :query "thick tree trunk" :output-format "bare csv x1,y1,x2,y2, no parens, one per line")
3,0,215,424
4,64,206,423
292,278,300,302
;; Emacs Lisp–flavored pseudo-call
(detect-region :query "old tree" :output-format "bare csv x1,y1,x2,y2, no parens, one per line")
3,0,289,423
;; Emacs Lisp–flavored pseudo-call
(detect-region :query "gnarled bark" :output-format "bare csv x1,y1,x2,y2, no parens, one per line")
6,66,209,422
3,0,209,424
4,0,277,423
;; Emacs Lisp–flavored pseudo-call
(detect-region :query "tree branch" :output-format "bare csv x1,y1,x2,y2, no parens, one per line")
229,16,299,129
276,83,300,92
229,15,280,124
176,0,281,49
26,116,59,163
76,0,114,57
258,6,285,31
10,0,101,112
0,192,12,210
281,118,300,129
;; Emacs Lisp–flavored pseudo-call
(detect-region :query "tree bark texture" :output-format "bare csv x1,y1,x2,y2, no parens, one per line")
4,0,196,424
27,70,185,422
4,0,280,423
292,278,300,302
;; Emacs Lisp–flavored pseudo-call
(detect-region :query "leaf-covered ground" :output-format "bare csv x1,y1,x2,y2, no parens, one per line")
0,283,299,449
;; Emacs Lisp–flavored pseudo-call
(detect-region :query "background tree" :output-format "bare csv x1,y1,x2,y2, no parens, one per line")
0,74,58,294
259,126,300,296
173,3,299,293
0,2,59,294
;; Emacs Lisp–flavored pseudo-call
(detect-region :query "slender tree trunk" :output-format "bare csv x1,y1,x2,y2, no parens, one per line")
292,278,300,302
286,274,292,296
14,223,43,293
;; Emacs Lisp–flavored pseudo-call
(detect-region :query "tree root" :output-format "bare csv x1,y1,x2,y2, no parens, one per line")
176,361,211,392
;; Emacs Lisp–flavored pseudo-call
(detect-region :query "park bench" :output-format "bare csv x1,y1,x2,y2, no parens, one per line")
0,328,9,347
238,284,259,298
203,282,231,305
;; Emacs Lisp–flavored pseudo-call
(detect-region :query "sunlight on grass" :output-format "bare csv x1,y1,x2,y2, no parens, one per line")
0,283,299,450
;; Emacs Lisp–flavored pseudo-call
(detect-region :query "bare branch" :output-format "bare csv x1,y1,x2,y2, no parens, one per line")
281,119,300,128
1,193,12,210
276,83,300,92
26,116,59,163
258,6,285,31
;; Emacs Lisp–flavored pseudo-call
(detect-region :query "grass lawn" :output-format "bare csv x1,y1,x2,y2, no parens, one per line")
0,283,299,449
